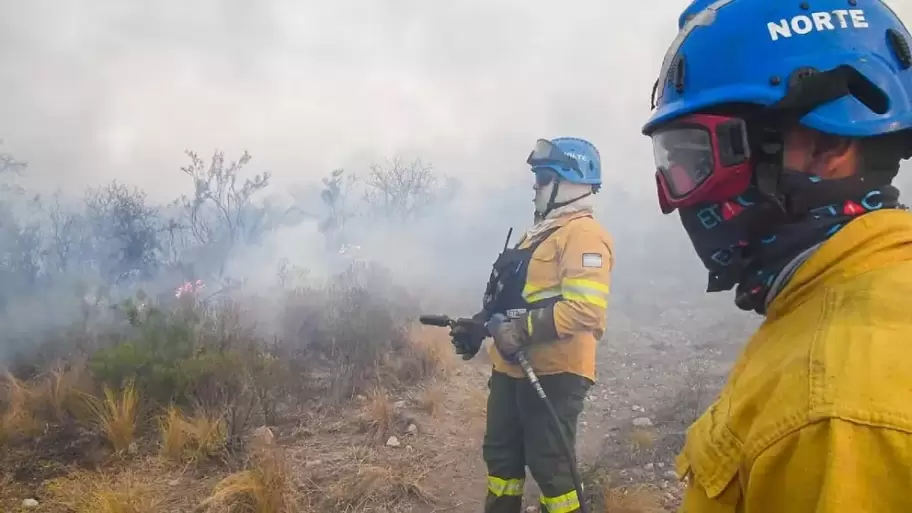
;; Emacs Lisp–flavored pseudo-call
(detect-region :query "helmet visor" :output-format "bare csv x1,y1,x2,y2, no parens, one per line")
526,139,580,171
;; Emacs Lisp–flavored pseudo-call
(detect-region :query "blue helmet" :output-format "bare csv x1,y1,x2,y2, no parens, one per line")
677,0,716,30
644,0,912,137
527,137,602,186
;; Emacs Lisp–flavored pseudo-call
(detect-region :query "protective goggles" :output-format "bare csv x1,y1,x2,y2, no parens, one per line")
526,139,580,172
532,167,559,187
649,114,753,214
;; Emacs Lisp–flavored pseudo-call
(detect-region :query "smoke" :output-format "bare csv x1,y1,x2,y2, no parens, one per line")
0,0,910,361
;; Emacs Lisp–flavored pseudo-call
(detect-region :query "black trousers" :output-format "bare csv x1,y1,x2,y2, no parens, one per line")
482,370,592,513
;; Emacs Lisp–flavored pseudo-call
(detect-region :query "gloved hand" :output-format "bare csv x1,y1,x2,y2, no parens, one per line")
485,313,528,363
449,316,489,361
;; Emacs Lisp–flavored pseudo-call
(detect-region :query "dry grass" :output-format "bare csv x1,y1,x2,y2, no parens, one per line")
415,381,446,416
0,371,40,444
324,461,437,510
82,379,141,453
45,469,159,513
42,360,87,422
298,445,437,512
159,406,227,464
583,465,666,513
405,325,456,379
628,428,657,452
358,387,397,443
600,484,666,513
200,442,293,513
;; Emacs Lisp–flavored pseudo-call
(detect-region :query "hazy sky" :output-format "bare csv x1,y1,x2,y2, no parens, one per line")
1,1,910,203
0,0,688,202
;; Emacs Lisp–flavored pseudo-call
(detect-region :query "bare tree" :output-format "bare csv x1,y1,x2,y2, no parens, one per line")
84,181,161,282
362,157,450,223
0,143,28,218
45,191,87,272
319,168,359,249
179,150,271,250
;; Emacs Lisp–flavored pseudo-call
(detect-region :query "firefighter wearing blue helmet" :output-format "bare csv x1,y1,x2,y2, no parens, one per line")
449,137,613,512
644,0,912,511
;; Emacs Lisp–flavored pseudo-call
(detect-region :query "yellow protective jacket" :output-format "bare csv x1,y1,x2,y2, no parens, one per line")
487,210,614,382
677,209,912,513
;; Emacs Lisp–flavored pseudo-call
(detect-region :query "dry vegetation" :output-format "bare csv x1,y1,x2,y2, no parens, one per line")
0,263,728,513
0,260,482,513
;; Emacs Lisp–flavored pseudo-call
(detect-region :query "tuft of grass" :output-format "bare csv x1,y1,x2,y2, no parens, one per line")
82,379,140,453
0,371,40,444
628,428,657,452
159,405,226,464
200,443,292,513
324,462,436,510
43,360,87,421
45,470,158,513
582,465,666,513
159,407,189,462
601,484,665,513
358,387,396,443
415,381,446,416
405,326,455,379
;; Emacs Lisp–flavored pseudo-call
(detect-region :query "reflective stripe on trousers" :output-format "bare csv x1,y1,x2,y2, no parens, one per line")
488,475,524,497
540,489,581,513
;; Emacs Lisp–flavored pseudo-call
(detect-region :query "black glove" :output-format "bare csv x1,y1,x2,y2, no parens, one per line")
449,311,489,361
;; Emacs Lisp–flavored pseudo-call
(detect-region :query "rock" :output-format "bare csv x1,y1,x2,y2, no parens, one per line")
21,499,38,508
632,417,653,427
525,506,539,512
631,404,642,412
657,462,665,468
407,423,418,435
664,470,678,480
644,463,654,470
386,435,401,448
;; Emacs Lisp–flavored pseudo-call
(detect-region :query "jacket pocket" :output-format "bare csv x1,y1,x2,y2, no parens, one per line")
676,400,744,511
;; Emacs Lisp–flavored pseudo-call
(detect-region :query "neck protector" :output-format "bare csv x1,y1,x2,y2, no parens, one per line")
678,170,904,314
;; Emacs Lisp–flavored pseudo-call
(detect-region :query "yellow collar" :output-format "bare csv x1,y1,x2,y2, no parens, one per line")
768,209,912,319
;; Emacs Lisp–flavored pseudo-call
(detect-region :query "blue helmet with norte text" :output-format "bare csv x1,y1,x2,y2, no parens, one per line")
526,137,602,187
644,0,912,137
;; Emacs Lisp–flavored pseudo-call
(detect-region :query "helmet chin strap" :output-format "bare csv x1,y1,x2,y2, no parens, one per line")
534,181,593,222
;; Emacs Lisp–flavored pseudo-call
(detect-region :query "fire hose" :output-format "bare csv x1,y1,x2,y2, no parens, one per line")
419,314,589,513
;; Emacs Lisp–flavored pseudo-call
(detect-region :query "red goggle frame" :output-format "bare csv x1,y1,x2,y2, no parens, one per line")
649,113,753,214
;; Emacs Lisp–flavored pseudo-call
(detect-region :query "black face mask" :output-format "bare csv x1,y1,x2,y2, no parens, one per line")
678,170,904,315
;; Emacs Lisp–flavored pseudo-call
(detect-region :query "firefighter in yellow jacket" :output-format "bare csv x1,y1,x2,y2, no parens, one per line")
642,1,912,511
449,137,613,513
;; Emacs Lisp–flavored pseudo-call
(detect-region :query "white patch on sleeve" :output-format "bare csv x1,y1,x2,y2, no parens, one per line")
581,253,603,268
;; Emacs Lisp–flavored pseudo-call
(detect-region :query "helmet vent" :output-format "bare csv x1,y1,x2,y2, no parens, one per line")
887,29,912,70
673,56,687,94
